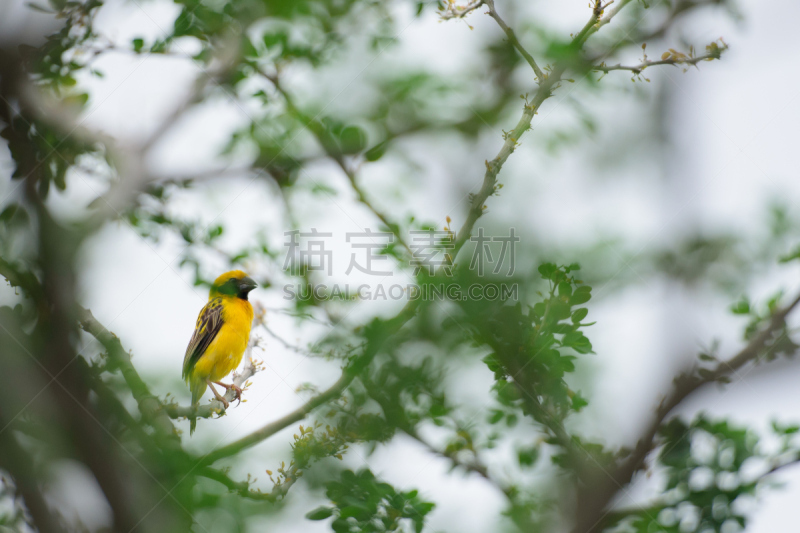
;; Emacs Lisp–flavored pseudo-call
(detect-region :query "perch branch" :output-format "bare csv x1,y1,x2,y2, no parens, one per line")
201,300,419,464
164,339,261,421
200,0,639,465
164,302,268,424
572,0,634,47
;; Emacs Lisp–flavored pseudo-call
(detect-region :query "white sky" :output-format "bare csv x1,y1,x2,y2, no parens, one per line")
2,0,800,532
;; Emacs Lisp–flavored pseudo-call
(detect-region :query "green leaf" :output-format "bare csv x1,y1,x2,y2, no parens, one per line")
730,297,750,315
488,409,504,424
306,506,334,520
571,393,589,411
563,332,592,353
779,245,800,263
506,413,518,427
132,38,145,53
517,446,539,466
311,183,337,196
28,3,56,14
0,204,28,226
339,126,367,154
538,262,557,280
571,308,588,323
550,301,571,321
365,140,387,161
553,323,576,334
570,286,592,305
558,281,572,297
207,225,224,240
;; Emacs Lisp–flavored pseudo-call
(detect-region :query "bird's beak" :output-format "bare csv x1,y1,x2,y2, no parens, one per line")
239,277,257,294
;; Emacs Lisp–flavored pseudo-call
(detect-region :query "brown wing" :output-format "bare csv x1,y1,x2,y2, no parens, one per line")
182,297,224,380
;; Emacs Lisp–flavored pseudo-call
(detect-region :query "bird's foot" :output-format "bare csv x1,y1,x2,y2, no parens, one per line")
206,380,230,409
214,381,243,406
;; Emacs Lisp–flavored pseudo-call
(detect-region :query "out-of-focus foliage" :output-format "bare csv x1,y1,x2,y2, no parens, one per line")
1,0,799,532
307,469,435,533
607,417,800,533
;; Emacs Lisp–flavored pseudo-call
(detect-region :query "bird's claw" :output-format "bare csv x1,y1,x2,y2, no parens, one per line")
231,384,243,406
206,379,229,409
214,381,243,407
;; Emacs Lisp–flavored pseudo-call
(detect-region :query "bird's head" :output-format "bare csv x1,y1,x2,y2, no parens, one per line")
210,270,258,300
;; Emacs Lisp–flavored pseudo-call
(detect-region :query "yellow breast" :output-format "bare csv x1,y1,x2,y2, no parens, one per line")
192,298,253,381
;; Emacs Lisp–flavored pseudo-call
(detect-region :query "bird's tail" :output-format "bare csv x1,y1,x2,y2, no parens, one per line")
188,377,207,436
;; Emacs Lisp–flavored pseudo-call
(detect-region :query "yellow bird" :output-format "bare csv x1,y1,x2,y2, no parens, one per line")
183,270,257,433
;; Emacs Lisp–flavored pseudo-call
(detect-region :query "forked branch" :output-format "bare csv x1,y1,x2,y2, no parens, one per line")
572,290,800,533
200,0,639,465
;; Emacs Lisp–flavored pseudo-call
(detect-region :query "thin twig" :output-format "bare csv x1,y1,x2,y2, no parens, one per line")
201,299,419,464
260,71,413,257
263,323,309,355
439,0,485,20
484,0,545,81
200,371,353,464
200,0,639,466
572,0,633,47
593,50,725,74
602,451,800,528
403,427,514,499
572,290,800,533
198,467,292,502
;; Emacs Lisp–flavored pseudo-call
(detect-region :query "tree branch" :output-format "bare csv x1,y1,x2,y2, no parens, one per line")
200,371,353,465
601,450,800,529
259,71,413,257
573,0,635,47
484,0,545,81
78,307,182,447
402,427,513,500
593,50,726,74
197,467,291,502
164,337,262,422
452,0,634,260
572,290,800,533
0,430,64,533
201,298,419,464
439,0,485,20
199,0,642,466
162,302,267,425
